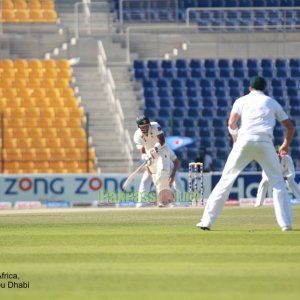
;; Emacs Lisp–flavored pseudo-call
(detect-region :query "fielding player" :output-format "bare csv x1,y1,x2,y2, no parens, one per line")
138,149,184,203
256,152,300,207
197,76,295,231
134,115,173,206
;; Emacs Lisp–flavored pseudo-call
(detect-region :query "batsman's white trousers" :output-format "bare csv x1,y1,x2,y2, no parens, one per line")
200,140,292,229
256,172,300,207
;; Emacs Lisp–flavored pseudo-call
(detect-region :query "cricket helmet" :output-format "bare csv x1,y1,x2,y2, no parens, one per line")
136,115,150,127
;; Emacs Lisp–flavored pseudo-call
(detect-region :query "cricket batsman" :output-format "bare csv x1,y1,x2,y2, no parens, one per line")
133,115,173,206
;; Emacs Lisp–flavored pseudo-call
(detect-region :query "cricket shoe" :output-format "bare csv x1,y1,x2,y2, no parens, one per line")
281,226,292,231
196,222,210,231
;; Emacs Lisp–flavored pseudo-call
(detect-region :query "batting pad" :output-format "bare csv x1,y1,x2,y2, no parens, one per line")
153,170,170,194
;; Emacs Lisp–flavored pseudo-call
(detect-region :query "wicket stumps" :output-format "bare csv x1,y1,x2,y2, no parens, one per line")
188,162,204,206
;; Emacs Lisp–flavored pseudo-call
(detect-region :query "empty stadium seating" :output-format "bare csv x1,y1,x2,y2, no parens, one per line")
1,0,58,23
133,57,300,170
0,59,96,174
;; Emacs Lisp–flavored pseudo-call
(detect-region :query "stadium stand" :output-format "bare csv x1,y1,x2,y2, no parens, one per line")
0,59,96,173
133,57,300,170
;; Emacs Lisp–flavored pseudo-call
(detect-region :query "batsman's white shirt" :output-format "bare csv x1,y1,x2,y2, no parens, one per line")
200,90,292,229
133,122,170,193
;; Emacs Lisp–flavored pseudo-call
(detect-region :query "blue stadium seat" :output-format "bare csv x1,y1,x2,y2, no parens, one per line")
232,59,245,69
157,78,169,88
173,107,185,118
276,68,288,78
233,69,246,78
262,68,273,78
228,78,240,88
261,58,273,69
216,108,228,117
188,108,200,119
272,87,284,98
171,78,185,88
271,78,283,88
202,107,214,117
200,78,213,88
247,58,259,69
199,138,212,149
190,59,202,69
212,117,225,127
161,60,174,69
147,60,160,69
218,59,231,69
290,107,300,117
158,87,171,98
183,118,196,128
134,69,147,80
191,69,202,78
265,0,280,6
188,98,200,108
144,107,157,118
280,0,294,7
252,0,266,7
214,78,226,88
187,88,198,98
200,128,211,138
176,59,189,69
211,0,225,7
162,69,175,79
177,68,190,78
160,97,173,108
291,68,300,78
198,119,209,127
289,58,300,68
217,98,230,107
220,69,231,78
174,96,187,108
286,78,297,87
204,59,217,69
214,139,227,148
186,78,199,88
172,87,186,98
145,98,158,108
214,128,226,138
239,0,253,7
289,97,300,106
202,88,214,98
205,69,218,78
229,87,241,98
133,59,145,69
148,69,160,79
215,88,227,98
287,87,298,97
144,88,157,99
143,79,156,88
225,0,238,7
275,58,287,68
216,149,228,160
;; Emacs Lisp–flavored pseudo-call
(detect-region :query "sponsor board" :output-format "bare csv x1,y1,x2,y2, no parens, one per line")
43,200,73,208
0,202,12,210
14,201,42,209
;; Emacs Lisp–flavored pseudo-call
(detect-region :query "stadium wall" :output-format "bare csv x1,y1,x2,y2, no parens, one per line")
0,173,299,209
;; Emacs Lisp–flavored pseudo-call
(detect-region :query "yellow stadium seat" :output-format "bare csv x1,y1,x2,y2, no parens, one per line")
48,161,64,170
46,138,61,148
56,79,70,89
56,59,70,70
27,78,41,88
51,97,64,107
89,148,96,160
31,138,47,148
35,149,51,160
52,118,67,128
64,96,79,108
32,88,46,98
14,59,28,69
13,78,28,88
70,107,84,118
0,98,7,110
34,161,50,170
72,128,86,139
3,138,18,149
43,128,57,139
15,9,30,22
44,68,58,78
2,0,14,10
17,87,32,98
0,59,14,68
12,128,28,139
1,9,16,23
26,107,40,118
17,138,31,148
0,79,12,88
5,162,20,172
1,68,16,77
75,138,87,149
2,88,18,98
61,87,75,98
28,128,42,140
63,149,80,160
23,118,38,128
38,118,52,127
42,9,57,22
65,118,82,128
40,78,55,88
40,107,55,119
21,97,36,108
29,68,44,78
60,138,76,148
2,149,22,161
58,128,71,139
47,88,60,98
14,0,28,9
22,148,36,161
28,59,43,70
19,162,35,172
28,0,41,9
55,107,69,118
50,148,65,160
34,97,49,108
29,9,44,22
43,59,56,69
3,118,23,128
15,68,30,78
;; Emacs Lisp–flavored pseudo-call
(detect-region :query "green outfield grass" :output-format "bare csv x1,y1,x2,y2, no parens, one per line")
0,207,299,300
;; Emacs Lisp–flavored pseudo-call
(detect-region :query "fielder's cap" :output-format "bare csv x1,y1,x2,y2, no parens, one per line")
136,115,150,126
250,76,266,91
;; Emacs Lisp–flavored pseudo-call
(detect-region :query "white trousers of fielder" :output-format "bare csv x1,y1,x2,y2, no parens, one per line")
199,140,292,229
